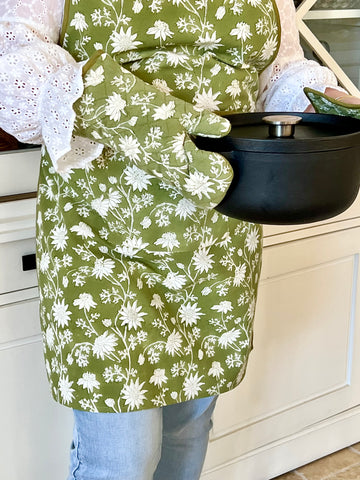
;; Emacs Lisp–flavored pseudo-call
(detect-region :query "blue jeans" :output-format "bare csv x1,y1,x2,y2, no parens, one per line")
67,396,217,480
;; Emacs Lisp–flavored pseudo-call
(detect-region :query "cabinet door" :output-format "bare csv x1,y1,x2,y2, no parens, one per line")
202,227,360,480
0,296,73,480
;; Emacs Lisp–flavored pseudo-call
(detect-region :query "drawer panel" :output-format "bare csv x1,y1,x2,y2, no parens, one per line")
0,148,40,198
0,297,40,346
0,237,37,294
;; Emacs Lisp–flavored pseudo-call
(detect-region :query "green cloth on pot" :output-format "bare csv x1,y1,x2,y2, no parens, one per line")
304,87,360,119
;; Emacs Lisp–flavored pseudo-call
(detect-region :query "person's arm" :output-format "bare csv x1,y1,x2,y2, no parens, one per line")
257,0,359,112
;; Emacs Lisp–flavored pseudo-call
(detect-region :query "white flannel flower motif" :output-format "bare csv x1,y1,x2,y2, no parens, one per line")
195,31,223,51
110,27,143,53
124,165,153,191
70,12,88,32
248,0,262,6
105,93,127,121
193,88,222,112
84,65,104,87
218,328,241,348
210,64,221,76
119,300,147,330
165,330,183,356
175,198,197,220
183,372,204,400
211,301,233,313
192,248,215,273
52,299,72,327
152,101,176,120
92,331,118,360
39,252,51,272
45,326,55,349
179,302,204,326
260,36,278,61
152,79,173,95
163,272,187,290
147,20,174,41
119,136,141,162
132,0,143,13
233,263,247,287
165,50,189,67
59,376,75,405
154,232,180,251
150,368,168,387
245,227,260,253
77,373,100,393
50,225,68,251
225,79,241,99
150,293,164,310
116,237,149,257
73,293,97,311
121,378,147,410
70,222,95,239
208,361,224,379
230,22,252,41
184,171,215,201
92,257,116,279
91,197,110,217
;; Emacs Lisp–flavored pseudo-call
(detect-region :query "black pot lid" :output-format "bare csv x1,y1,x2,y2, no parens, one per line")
202,112,360,154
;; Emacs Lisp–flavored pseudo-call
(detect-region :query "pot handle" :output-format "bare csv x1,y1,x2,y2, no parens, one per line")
262,115,302,138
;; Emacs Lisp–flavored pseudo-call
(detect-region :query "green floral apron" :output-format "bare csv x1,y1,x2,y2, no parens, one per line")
36,0,280,412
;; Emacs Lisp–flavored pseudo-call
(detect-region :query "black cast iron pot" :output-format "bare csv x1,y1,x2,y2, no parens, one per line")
194,112,360,225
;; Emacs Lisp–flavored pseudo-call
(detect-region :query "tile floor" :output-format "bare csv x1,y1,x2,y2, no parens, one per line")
272,443,360,480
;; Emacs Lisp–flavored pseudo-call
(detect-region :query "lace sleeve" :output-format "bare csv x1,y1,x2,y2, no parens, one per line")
0,0,102,172
257,0,345,112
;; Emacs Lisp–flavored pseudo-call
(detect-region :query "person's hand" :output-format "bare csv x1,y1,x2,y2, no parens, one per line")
73,52,233,209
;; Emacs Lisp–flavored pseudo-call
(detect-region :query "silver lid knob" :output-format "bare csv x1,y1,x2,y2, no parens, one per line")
262,115,303,138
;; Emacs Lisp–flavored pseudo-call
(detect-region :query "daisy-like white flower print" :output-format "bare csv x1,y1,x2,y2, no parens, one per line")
124,165,153,191
119,136,141,162
152,101,176,120
39,252,50,273
84,65,104,87
208,361,224,379
192,248,215,273
150,293,164,310
122,378,147,410
119,300,147,330
260,36,278,61
92,331,118,360
230,22,252,41
175,198,197,220
218,328,241,348
91,197,110,217
195,31,223,51
248,0,262,6
183,372,204,400
70,12,88,32
225,79,241,99
73,293,97,311
184,171,215,201
105,93,127,121
179,302,203,326
154,232,180,251
215,6,226,19
193,88,221,112
245,227,260,253
147,20,174,41
92,257,115,279
45,326,55,349
52,299,72,327
165,50,189,67
110,27,142,53
116,236,149,257
210,64,221,76
59,376,75,405
77,372,100,393
211,300,233,313
233,263,247,287
163,271,187,290
165,330,183,356
50,224,68,251
152,78,173,95
70,222,95,239
150,368,168,387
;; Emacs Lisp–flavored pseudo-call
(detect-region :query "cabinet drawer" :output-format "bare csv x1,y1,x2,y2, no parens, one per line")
0,148,40,199
0,237,37,294
0,297,40,346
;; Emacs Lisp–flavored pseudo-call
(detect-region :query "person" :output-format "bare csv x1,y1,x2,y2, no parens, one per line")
1,1,360,479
